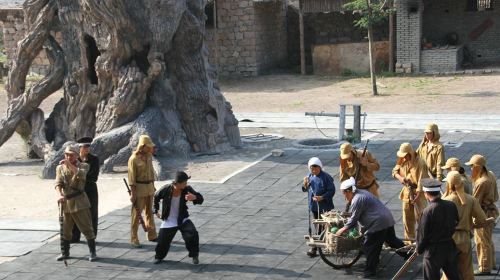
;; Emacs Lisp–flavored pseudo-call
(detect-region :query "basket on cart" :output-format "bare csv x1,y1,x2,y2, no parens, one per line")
326,233,363,253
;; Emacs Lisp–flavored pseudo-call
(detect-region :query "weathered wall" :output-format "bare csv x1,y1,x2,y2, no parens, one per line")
206,0,287,77
0,9,52,75
287,7,388,70
422,0,500,64
255,1,287,73
312,41,389,75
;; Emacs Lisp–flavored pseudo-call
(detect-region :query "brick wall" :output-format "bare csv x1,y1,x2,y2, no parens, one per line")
206,0,287,77
395,0,423,73
422,0,500,64
421,46,463,72
0,9,51,76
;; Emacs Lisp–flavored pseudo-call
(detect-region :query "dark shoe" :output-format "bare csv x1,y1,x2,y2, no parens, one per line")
153,258,162,264
56,239,70,261
306,247,317,258
363,271,377,278
192,256,199,265
474,269,491,276
150,238,158,243
56,254,68,261
87,239,98,262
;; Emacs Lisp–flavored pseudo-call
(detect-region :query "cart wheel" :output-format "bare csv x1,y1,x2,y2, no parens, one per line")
318,247,362,269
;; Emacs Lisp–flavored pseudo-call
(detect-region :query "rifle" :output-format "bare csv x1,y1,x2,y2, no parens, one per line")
123,178,148,232
392,250,418,280
58,202,68,267
403,178,421,221
344,140,370,213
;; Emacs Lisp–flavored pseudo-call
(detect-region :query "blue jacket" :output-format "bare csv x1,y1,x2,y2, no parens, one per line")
302,170,335,212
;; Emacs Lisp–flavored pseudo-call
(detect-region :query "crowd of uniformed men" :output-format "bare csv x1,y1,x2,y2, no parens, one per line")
53,124,498,279
303,123,498,279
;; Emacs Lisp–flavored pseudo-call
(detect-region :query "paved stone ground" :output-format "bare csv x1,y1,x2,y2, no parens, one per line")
1,128,499,280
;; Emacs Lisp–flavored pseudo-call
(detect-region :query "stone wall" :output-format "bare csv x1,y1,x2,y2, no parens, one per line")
312,41,389,75
255,1,287,72
422,0,500,64
207,0,287,77
0,9,51,76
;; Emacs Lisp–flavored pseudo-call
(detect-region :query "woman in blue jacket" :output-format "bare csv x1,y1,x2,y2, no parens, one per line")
302,157,335,257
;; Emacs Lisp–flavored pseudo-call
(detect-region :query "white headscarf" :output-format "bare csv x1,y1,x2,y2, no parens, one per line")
307,157,323,169
340,177,357,192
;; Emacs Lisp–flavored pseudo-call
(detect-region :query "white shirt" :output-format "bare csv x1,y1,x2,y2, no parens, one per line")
160,195,188,228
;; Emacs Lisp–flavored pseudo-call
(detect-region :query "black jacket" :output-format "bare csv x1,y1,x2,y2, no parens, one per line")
153,184,204,225
417,197,458,254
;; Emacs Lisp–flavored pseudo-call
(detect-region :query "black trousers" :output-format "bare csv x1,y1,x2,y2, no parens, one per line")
72,183,98,241
363,226,406,275
423,241,462,280
155,219,199,260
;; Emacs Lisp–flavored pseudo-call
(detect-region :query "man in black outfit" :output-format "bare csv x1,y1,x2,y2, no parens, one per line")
71,137,100,243
153,171,204,264
417,178,462,280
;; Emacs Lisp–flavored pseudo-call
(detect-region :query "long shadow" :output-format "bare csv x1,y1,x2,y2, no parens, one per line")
99,241,289,256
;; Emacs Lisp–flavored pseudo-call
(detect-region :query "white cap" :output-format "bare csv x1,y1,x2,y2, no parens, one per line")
421,178,442,192
308,157,323,169
340,177,357,192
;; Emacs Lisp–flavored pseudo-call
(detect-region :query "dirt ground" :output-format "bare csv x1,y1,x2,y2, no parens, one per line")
1,73,499,220
221,74,500,114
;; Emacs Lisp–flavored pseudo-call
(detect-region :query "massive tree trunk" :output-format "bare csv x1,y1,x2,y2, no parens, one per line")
0,0,241,179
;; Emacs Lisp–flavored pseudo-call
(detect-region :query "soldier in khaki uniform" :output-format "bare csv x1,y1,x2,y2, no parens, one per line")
55,145,97,262
392,143,429,241
416,123,445,180
339,143,381,198
442,171,492,280
441,157,472,195
465,154,499,276
128,135,158,247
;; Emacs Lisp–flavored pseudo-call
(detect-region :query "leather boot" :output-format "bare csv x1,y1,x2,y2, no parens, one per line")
56,239,70,261
87,239,98,262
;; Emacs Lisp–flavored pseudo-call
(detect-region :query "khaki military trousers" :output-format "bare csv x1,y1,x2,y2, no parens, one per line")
402,195,426,241
441,231,473,280
475,222,494,273
130,195,157,244
63,208,95,241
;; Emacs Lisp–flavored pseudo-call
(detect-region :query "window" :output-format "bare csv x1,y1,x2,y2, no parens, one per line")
467,0,493,11
205,1,215,28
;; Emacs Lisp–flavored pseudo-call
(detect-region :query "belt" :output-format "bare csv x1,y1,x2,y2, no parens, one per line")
357,180,376,189
136,180,154,184
64,191,83,200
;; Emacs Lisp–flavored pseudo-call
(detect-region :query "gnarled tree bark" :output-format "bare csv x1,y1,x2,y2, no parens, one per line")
0,0,241,179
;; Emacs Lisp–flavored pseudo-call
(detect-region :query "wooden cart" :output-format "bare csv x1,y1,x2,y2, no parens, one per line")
304,210,363,269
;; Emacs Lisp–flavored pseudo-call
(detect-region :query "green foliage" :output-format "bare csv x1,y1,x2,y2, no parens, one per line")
343,0,394,29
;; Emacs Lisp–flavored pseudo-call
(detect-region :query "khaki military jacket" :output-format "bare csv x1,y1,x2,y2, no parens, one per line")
392,156,429,200
417,141,445,180
473,171,499,218
55,162,90,213
444,192,487,233
340,150,380,189
128,152,156,197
